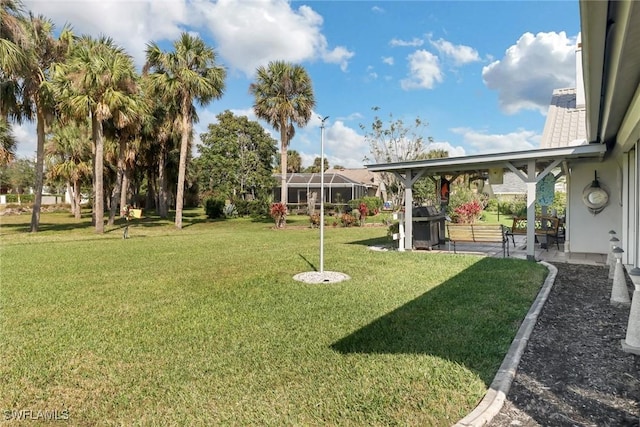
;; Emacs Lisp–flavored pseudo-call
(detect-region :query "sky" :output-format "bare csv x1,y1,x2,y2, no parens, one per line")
14,0,582,170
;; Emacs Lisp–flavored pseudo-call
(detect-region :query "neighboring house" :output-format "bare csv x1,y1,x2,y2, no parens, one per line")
273,169,378,206
366,0,639,272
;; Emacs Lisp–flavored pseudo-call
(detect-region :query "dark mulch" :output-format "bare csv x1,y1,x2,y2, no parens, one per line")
489,263,640,427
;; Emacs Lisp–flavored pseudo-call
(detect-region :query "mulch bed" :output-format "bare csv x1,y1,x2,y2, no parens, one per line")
489,263,640,426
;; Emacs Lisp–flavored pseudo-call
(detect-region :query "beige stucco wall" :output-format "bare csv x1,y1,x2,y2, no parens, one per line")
567,159,622,254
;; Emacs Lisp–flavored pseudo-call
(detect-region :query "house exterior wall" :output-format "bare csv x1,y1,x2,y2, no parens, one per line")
567,159,621,254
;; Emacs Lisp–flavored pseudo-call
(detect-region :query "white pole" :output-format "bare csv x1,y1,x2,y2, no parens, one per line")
320,116,329,274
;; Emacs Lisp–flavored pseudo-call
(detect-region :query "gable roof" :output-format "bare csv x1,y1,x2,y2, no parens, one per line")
540,88,587,148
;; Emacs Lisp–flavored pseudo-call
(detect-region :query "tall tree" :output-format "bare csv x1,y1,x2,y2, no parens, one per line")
361,107,433,207
45,119,92,218
303,156,329,173
286,150,301,173
249,60,315,207
144,32,226,229
195,110,276,200
21,16,71,232
52,35,139,233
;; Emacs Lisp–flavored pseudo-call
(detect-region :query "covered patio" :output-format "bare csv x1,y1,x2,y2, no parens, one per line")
366,143,607,261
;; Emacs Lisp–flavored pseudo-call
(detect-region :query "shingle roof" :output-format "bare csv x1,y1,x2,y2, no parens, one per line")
540,88,587,148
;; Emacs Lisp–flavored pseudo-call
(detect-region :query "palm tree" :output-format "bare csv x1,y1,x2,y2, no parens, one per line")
52,35,139,233
144,33,226,229
46,119,92,219
249,61,315,207
286,150,302,173
0,118,17,166
18,16,72,232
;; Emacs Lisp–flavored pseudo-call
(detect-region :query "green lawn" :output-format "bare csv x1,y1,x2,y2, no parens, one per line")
0,209,547,426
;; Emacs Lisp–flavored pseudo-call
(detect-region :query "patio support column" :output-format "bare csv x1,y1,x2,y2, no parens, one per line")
526,160,537,261
404,169,413,251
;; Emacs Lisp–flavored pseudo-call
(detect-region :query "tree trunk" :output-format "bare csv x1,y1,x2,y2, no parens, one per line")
73,179,82,220
157,143,168,218
145,168,155,212
108,137,126,225
120,168,129,212
92,114,104,233
67,182,74,216
280,139,287,205
174,102,190,229
30,108,46,232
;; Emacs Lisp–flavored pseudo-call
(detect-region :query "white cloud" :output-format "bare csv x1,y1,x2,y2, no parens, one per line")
390,37,424,47
451,127,540,154
371,6,385,14
482,31,577,115
24,0,353,75
12,122,37,159
196,0,354,75
429,38,480,66
296,120,367,169
382,56,394,66
24,0,191,69
400,50,443,90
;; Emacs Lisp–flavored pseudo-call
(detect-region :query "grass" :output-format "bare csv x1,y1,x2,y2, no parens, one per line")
0,208,547,426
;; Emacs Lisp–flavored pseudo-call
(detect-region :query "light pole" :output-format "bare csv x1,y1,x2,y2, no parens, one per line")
320,116,329,274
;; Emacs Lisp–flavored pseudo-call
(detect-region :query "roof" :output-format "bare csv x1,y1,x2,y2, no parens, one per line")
273,173,370,188
580,0,640,150
324,168,376,185
540,88,587,149
365,143,607,175
491,172,527,195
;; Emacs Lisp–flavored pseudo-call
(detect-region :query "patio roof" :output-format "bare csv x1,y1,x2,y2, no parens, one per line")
365,143,607,176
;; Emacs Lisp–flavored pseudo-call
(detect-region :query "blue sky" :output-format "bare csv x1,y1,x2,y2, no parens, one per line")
16,0,581,169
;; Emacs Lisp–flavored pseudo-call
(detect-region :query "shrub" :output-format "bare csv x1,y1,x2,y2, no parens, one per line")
270,202,287,228
453,200,483,223
309,213,320,228
387,221,399,238
248,200,269,218
234,199,249,216
204,197,225,219
340,213,356,227
348,197,382,215
358,202,368,225
223,203,238,218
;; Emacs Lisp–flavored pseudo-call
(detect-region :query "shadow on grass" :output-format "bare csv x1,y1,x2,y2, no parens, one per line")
347,235,392,247
298,254,317,271
331,257,536,386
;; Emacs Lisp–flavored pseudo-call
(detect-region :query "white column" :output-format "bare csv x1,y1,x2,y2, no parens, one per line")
526,160,537,261
404,170,413,251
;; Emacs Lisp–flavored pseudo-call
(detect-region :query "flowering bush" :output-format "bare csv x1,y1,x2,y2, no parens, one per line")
453,200,483,223
269,202,288,228
358,202,368,226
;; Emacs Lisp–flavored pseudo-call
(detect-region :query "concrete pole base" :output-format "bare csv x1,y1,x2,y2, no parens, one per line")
621,288,640,354
621,340,640,355
611,261,631,306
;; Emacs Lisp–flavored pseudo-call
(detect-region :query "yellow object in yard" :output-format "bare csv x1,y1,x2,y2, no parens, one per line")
130,209,142,219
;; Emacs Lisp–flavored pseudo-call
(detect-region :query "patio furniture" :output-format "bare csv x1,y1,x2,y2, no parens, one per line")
447,223,509,257
506,216,560,250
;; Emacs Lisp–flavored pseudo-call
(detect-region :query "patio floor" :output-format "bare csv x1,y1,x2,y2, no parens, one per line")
430,235,608,265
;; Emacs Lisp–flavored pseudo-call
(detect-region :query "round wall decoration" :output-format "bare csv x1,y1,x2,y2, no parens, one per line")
582,171,609,214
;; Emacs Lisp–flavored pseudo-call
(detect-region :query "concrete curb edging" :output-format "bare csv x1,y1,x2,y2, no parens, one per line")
453,261,558,427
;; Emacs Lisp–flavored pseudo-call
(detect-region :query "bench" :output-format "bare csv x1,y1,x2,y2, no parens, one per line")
506,216,560,249
446,223,509,257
